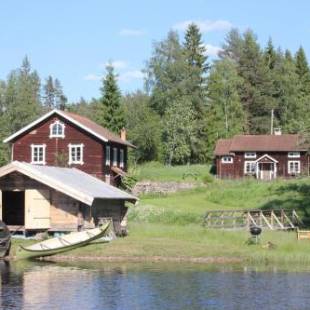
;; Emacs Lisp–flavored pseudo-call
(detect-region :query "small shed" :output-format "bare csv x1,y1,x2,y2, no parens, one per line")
0,161,137,234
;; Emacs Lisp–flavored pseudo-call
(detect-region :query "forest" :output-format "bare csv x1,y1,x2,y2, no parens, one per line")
1,24,310,166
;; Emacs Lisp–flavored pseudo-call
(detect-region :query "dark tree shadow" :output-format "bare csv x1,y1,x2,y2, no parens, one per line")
260,183,310,226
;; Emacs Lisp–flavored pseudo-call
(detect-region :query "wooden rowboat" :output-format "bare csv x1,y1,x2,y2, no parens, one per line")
0,221,11,258
20,222,110,257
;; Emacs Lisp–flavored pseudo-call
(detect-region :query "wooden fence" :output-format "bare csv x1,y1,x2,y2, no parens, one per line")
203,209,302,230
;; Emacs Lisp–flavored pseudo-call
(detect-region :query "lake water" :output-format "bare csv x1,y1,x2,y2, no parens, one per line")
1,261,310,310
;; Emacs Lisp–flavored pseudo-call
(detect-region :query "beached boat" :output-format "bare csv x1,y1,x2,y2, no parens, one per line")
20,222,111,257
0,221,11,258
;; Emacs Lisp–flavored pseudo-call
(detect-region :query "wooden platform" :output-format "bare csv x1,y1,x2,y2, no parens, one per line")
203,209,302,230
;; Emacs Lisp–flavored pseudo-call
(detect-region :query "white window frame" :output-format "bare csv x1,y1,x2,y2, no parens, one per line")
105,145,111,165
244,161,256,175
49,120,65,138
288,161,300,174
31,144,46,165
68,143,84,165
288,152,300,158
113,147,118,166
221,156,233,164
245,152,256,159
120,149,124,168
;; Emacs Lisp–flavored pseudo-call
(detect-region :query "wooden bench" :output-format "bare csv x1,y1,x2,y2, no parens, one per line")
297,229,310,240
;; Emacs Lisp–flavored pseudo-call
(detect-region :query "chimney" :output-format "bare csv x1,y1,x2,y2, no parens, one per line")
120,127,127,141
274,128,282,135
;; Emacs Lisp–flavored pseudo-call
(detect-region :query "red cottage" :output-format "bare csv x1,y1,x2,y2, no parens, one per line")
4,109,135,186
214,133,309,180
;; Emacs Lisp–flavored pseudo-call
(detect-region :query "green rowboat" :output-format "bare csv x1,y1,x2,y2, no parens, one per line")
20,222,110,257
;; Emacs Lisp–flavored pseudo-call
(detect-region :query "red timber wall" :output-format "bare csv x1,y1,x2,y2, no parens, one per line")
11,114,127,183
216,151,309,179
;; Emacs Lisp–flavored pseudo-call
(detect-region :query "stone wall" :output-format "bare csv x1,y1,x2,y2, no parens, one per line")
132,181,200,196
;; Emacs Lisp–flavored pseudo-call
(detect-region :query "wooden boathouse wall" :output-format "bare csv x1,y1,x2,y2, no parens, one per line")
0,172,127,232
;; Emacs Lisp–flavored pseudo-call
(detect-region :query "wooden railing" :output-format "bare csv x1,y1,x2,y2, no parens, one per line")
203,209,302,230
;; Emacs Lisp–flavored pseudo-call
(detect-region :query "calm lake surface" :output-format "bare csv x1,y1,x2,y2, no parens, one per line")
1,261,310,310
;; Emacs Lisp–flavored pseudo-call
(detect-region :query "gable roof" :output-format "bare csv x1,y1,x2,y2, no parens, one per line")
214,134,307,156
3,109,135,148
0,161,137,205
214,138,233,156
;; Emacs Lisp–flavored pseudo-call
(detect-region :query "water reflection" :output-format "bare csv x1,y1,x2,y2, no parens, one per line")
1,261,310,309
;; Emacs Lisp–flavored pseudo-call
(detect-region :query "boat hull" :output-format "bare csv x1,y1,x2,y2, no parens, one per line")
20,222,110,257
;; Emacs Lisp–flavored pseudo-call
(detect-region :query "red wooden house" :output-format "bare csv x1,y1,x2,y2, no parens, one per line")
214,133,309,180
4,109,135,186
0,110,137,233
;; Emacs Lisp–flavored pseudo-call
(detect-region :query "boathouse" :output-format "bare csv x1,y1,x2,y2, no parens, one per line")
0,161,137,234
214,132,309,180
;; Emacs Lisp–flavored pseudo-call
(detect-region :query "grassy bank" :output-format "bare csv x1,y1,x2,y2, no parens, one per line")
11,167,310,264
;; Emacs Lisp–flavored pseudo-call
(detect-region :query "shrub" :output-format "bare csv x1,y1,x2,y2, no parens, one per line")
202,174,214,184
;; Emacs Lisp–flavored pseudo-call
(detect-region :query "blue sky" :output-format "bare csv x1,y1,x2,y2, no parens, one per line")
0,0,309,102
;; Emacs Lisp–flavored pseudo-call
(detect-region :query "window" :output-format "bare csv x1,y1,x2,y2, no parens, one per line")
120,149,124,168
221,156,233,164
68,144,84,165
49,120,65,138
113,148,118,166
288,152,300,158
245,152,256,159
244,161,256,174
288,161,300,174
31,144,46,165
105,145,111,165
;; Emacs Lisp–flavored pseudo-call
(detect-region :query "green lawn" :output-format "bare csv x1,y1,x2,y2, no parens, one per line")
134,161,212,182
12,166,310,265
130,177,310,225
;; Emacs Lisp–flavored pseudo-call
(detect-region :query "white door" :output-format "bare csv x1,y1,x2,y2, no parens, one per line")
25,189,51,229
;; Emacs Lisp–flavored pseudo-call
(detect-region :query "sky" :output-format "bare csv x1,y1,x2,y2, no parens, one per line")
0,0,310,102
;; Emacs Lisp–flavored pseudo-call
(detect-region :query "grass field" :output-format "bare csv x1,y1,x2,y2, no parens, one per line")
12,164,310,264
134,161,212,182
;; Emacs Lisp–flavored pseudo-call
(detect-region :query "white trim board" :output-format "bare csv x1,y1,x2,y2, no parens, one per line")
3,109,109,144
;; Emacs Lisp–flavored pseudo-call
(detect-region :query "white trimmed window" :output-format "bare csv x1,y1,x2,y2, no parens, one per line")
288,152,300,158
113,147,118,166
68,144,84,165
120,149,124,168
288,161,300,174
31,144,46,165
244,161,256,174
245,152,256,159
221,156,233,164
105,145,111,165
49,120,65,138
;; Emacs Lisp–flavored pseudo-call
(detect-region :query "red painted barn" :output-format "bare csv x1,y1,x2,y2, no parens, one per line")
4,109,135,186
214,133,309,180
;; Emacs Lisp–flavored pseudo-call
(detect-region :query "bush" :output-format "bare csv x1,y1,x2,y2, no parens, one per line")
202,174,214,184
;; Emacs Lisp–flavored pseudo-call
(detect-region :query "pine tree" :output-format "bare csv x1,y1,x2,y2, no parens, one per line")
295,46,310,96
183,23,209,162
264,38,277,70
54,78,67,110
43,76,55,109
97,64,124,133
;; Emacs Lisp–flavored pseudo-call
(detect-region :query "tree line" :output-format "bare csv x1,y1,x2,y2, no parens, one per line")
1,25,310,166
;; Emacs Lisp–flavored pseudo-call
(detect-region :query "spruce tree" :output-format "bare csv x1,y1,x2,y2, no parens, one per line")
43,76,55,109
97,64,124,133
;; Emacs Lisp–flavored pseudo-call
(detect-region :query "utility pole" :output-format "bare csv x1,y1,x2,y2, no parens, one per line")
270,109,274,135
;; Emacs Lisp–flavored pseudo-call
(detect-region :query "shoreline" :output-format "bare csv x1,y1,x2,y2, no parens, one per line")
39,255,243,264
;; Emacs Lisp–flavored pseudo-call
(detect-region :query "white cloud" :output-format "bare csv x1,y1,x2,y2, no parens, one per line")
173,19,233,33
118,70,145,83
84,74,102,81
101,60,128,70
204,44,223,57
119,28,146,36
